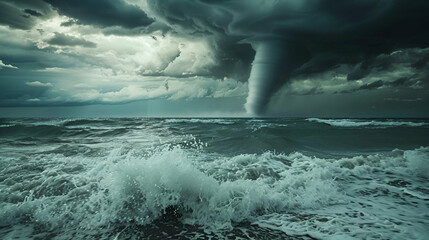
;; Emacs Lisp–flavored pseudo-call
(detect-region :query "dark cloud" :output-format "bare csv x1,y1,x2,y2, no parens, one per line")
357,80,384,91
44,0,153,29
210,40,254,82
0,1,37,30
0,0,53,29
285,47,429,96
343,49,429,85
411,53,429,70
100,21,171,36
24,9,43,17
1,0,429,116
46,32,96,48
4,0,52,12
147,0,429,115
388,77,412,88
347,64,371,81
60,20,78,27
338,75,424,94
146,0,232,35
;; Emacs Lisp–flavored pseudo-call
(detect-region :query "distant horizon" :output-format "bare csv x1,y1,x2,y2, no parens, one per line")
1,107,428,119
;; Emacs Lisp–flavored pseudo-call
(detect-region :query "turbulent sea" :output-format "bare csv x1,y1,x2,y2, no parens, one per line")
0,118,428,240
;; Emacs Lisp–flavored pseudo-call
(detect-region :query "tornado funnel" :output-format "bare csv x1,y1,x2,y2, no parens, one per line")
245,39,290,115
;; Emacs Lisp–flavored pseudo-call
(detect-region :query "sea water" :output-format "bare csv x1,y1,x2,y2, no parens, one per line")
0,118,428,239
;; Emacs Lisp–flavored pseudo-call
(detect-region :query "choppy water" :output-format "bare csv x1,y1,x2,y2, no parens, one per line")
0,118,428,239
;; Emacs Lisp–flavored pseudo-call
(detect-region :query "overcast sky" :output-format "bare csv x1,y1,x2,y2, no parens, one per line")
0,0,428,117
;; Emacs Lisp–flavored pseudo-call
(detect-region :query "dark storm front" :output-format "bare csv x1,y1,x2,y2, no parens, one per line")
0,118,428,239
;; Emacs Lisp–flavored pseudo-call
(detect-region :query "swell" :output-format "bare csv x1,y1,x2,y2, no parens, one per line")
62,118,120,127
0,123,131,139
0,124,68,138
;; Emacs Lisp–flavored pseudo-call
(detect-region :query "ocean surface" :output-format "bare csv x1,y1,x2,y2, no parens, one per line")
0,118,428,240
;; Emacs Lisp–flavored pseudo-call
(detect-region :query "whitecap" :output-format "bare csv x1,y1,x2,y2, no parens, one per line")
307,118,428,127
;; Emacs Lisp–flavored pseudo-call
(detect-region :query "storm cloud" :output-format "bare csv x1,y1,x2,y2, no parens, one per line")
0,1,38,30
146,0,429,115
24,9,43,17
46,32,97,48
1,0,429,117
0,0,53,29
44,0,154,29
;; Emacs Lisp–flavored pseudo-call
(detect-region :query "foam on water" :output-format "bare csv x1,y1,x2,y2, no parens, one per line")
256,147,429,240
307,118,428,128
1,137,428,239
164,118,236,125
0,146,334,230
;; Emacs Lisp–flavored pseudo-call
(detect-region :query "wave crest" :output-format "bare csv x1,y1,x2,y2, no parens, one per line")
307,118,428,127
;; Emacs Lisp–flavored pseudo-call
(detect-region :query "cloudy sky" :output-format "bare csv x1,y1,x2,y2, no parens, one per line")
0,0,428,117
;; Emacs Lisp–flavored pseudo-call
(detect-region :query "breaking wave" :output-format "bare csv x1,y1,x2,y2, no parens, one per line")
1,143,428,239
164,118,236,125
307,118,428,128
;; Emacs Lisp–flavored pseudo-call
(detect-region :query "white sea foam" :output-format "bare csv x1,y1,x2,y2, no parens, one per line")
248,123,288,131
254,147,429,240
164,118,236,125
1,141,428,239
404,147,429,178
17,119,71,126
0,146,339,230
307,118,428,127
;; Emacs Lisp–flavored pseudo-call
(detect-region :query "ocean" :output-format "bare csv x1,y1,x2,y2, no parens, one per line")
0,118,428,239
